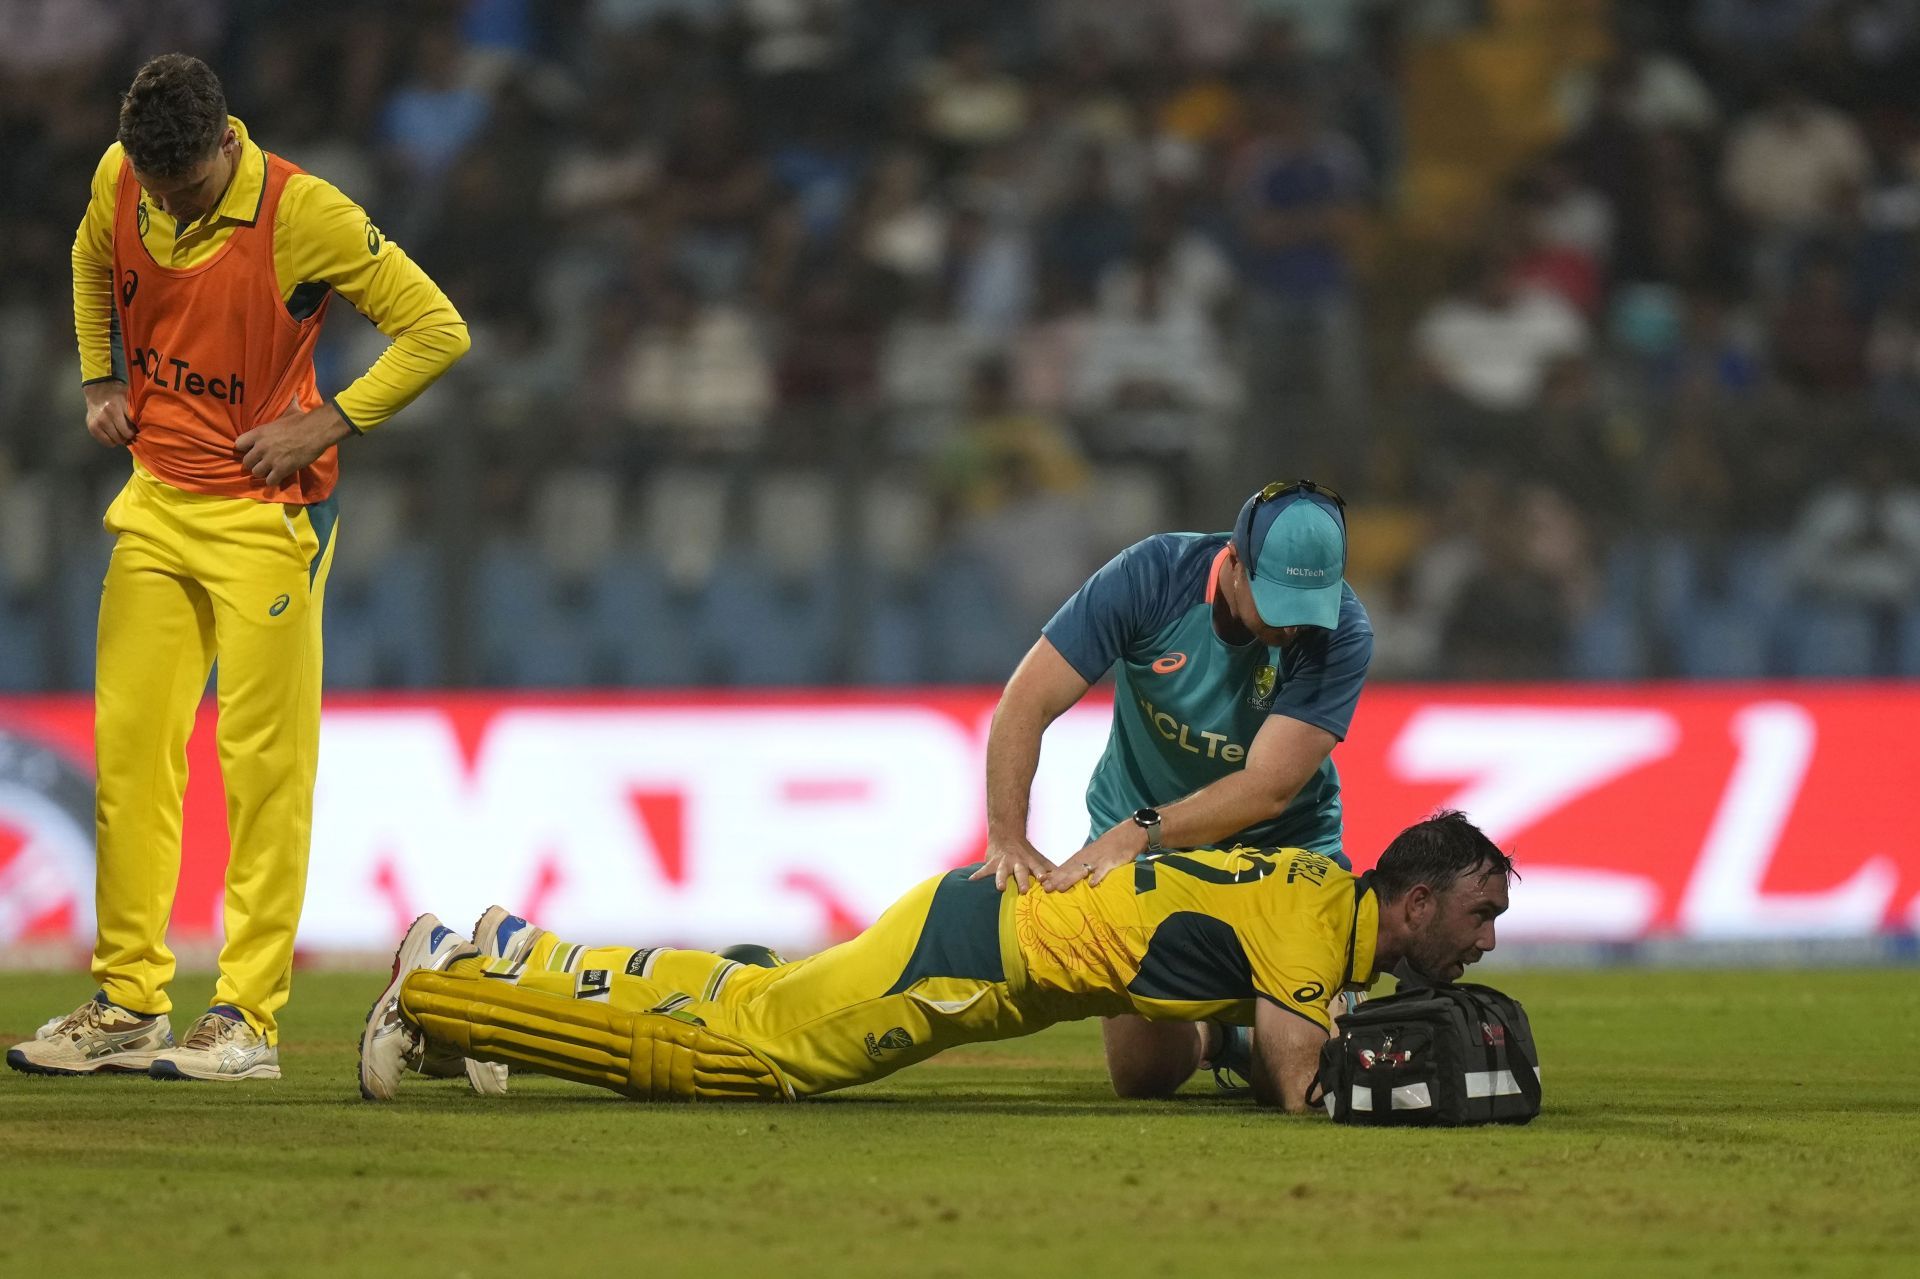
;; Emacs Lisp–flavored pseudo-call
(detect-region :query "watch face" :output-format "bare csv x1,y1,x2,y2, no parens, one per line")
1132,808,1160,824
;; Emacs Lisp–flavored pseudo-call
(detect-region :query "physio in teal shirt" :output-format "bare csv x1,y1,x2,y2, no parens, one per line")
975,481,1372,1095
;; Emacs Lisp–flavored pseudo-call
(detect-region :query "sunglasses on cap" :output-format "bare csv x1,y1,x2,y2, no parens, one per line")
1233,479,1347,560
1249,479,1346,510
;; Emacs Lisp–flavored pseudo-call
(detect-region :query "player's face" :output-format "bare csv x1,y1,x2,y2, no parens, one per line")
133,130,237,226
1405,867,1509,984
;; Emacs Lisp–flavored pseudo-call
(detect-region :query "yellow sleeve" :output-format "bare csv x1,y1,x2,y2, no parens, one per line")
1243,880,1345,1033
275,173,470,431
73,143,125,384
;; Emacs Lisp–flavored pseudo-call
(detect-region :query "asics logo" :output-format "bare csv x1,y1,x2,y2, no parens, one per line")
269,594,290,617
1150,652,1187,674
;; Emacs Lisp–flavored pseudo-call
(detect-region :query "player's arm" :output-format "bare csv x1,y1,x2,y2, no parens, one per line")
236,174,470,483
1049,715,1336,888
282,174,469,430
1052,606,1371,889
1152,715,1336,849
1249,995,1331,1114
981,540,1174,890
1177,609,1372,848
73,144,135,447
976,637,1092,890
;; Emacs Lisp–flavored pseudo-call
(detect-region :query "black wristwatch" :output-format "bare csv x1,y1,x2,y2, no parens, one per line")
1131,807,1164,853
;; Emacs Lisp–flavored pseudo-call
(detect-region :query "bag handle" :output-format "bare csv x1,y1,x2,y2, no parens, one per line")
1506,1014,1542,1109
1462,987,1542,1110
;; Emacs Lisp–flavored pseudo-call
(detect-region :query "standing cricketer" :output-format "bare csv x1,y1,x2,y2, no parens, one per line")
974,480,1373,1098
8,54,468,1082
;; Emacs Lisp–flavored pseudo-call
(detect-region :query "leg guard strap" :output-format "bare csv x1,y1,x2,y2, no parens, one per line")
400,970,793,1102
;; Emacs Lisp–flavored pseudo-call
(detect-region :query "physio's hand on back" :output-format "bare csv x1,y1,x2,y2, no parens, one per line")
972,835,1056,893
1040,826,1136,892
83,380,135,447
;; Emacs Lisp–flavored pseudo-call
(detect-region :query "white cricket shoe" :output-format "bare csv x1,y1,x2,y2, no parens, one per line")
8,994,173,1076
415,905,535,1096
472,904,538,970
149,1006,280,1081
360,913,471,1101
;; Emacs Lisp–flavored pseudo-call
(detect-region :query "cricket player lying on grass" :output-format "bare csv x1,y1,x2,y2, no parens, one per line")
360,811,1512,1113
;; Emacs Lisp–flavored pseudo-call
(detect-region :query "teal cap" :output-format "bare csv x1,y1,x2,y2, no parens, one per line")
1230,483,1347,630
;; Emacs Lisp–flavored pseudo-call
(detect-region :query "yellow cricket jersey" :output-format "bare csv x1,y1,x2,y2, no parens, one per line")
72,116,468,431
1011,847,1379,1030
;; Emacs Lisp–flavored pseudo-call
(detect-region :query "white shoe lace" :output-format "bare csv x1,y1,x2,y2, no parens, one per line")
182,1014,241,1051
58,1000,115,1035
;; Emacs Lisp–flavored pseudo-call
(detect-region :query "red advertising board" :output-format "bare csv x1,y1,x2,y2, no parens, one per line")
2,686,1916,952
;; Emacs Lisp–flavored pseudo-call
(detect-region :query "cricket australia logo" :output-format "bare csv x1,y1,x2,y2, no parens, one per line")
1248,664,1277,709
864,1027,914,1059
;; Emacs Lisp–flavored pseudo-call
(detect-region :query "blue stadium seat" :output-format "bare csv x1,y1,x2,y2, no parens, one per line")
0,596,47,691
1568,609,1646,680
1722,536,1791,615
55,550,111,691
1600,538,1648,615
591,556,700,688
850,590,930,685
1648,534,1716,632
1780,604,1880,678
324,582,381,690
922,552,1027,685
364,546,447,687
693,556,839,686
1900,605,1920,676
469,538,592,688
321,545,448,689
1668,601,1771,678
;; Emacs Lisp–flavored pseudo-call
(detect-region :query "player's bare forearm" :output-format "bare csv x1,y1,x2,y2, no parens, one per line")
1154,771,1304,852
1040,717,1335,890
1155,716,1337,849
978,639,1090,889
985,702,1045,842
984,639,1088,837
1251,999,1329,1114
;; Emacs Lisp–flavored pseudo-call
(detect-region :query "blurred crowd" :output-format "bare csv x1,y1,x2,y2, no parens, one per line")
5,0,1920,688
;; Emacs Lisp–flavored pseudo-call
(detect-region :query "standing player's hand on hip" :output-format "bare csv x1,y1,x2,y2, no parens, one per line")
83,380,135,447
972,835,1056,893
235,402,353,486
1041,825,1142,892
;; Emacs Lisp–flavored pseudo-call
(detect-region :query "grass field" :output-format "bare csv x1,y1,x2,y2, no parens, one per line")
3,969,1916,1278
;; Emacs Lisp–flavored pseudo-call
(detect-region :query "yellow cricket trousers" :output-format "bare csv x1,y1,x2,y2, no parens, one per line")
91,460,337,1042
424,868,1061,1098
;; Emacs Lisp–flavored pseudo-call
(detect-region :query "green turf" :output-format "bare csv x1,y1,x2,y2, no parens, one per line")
3,969,1916,1278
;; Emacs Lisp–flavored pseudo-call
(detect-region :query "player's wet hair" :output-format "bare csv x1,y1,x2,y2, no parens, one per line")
1371,810,1516,903
119,54,228,178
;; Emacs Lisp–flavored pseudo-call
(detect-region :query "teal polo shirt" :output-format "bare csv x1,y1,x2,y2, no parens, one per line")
1042,532,1373,858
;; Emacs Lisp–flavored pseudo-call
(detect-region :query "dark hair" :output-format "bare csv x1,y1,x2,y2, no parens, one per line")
118,54,228,178
1371,810,1516,903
